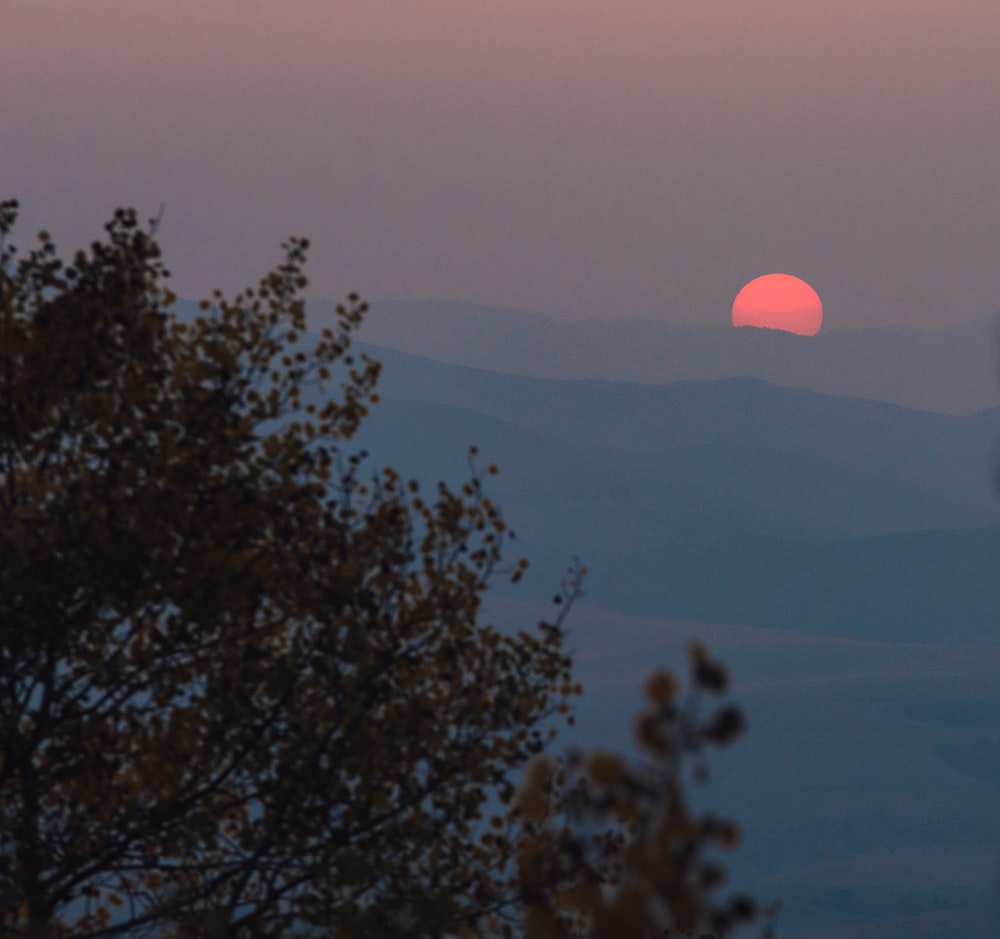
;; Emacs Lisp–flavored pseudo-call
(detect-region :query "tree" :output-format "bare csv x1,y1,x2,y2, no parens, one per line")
0,203,577,938
0,203,763,939
510,642,775,939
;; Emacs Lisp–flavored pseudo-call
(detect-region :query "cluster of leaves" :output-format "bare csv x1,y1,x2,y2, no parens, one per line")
508,642,776,939
0,202,766,939
0,202,578,938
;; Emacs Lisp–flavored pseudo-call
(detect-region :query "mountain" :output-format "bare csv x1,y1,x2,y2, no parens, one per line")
361,345,1000,524
166,300,1000,637
172,298,1000,936
347,344,1000,639
321,297,1000,414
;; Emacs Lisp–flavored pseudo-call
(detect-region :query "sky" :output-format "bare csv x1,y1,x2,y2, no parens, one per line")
3,0,1000,330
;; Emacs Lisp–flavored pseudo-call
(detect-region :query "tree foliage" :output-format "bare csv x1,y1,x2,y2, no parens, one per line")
0,203,578,938
512,642,774,939
0,203,762,939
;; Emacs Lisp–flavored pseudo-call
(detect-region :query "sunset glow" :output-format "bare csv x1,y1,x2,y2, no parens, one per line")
3,3,1000,324
732,273,823,336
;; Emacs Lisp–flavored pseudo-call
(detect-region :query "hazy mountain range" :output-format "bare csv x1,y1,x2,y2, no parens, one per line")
351,341,1000,641
178,297,1000,938
334,297,1000,415
341,331,1000,938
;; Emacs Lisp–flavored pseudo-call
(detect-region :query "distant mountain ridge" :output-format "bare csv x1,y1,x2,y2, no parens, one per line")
172,296,1000,638
346,343,1000,639
320,297,1000,414
362,344,1000,522
171,298,1000,933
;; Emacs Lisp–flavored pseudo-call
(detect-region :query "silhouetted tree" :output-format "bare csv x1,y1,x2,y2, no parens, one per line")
509,642,773,939
0,202,763,939
0,203,576,938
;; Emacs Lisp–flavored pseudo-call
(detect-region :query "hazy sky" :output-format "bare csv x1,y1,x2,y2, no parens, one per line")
4,0,1000,329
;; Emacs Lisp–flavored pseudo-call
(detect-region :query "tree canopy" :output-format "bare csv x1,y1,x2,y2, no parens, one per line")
0,203,760,939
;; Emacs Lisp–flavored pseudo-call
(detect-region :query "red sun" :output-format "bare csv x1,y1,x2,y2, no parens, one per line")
732,273,822,336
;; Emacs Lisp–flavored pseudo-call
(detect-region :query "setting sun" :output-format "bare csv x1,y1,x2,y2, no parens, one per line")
732,273,823,336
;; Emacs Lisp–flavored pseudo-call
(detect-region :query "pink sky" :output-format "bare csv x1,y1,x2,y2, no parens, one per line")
3,0,1000,328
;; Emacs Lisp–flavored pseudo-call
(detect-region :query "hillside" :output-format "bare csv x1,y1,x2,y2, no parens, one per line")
326,297,1000,414
349,345,1000,639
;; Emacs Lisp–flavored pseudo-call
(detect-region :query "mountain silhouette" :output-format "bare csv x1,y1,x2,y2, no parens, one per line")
329,297,1000,414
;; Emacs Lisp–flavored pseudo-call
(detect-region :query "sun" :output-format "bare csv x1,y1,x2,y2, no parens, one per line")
732,273,822,336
